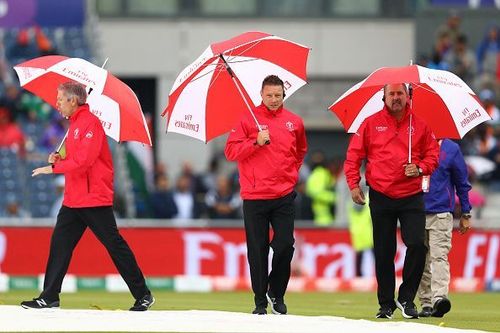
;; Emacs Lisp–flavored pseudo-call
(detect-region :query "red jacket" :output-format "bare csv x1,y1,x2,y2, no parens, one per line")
52,104,114,207
344,105,439,199
225,103,307,200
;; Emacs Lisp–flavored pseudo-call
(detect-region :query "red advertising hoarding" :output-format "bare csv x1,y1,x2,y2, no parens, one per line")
0,227,498,280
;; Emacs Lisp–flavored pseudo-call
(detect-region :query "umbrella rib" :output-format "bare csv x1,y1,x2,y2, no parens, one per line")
224,39,264,62
413,83,438,95
225,58,259,64
187,63,225,85
207,63,226,90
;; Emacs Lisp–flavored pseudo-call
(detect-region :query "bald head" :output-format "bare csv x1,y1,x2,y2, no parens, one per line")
383,83,408,119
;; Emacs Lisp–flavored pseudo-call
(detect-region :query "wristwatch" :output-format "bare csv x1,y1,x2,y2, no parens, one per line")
462,213,472,219
417,167,423,175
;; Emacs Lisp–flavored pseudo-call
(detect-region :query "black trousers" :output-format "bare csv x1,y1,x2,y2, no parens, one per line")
369,189,427,309
40,205,150,301
243,191,296,307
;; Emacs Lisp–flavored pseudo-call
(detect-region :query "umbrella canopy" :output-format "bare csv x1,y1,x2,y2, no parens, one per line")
14,55,152,146
329,64,491,139
162,31,310,142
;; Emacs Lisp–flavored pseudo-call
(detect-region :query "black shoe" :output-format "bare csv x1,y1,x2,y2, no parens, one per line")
396,300,419,319
252,306,267,315
21,297,60,309
419,306,433,317
129,294,155,311
266,292,287,315
375,307,394,319
432,298,451,318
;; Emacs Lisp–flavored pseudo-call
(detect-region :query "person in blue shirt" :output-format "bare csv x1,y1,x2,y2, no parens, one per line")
417,139,472,318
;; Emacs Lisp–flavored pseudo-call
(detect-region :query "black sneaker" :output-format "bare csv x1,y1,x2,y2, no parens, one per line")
432,297,451,318
129,294,155,311
419,306,433,317
21,297,60,309
252,306,267,315
375,307,394,319
396,300,419,319
266,292,287,315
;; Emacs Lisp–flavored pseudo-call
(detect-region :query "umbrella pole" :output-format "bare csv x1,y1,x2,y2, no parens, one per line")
219,55,263,131
408,84,413,164
408,61,413,164
56,130,68,153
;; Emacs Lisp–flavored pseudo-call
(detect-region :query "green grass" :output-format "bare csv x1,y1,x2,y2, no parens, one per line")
1,290,499,332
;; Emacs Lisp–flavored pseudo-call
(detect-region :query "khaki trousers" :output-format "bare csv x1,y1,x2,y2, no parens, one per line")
417,212,453,307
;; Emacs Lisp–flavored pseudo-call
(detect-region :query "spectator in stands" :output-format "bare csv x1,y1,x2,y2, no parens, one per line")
435,10,462,48
306,152,337,226
7,29,37,64
294,180,313,221
418,139,472,318
444,34,477,87
479,89,500,124
200,156,221,195
205,175,241,219
39,116,67,153
35,26,58,56
172,174,200,220
0,85,25,120
477,24,499,76
0,107,25,157
474,123,496,157
486,133,500,191
150,173,177,219
428,31,451,71
179,161,208,215
344,83,439,319
0,194,30,218
21,93,53,122
347,184,373,277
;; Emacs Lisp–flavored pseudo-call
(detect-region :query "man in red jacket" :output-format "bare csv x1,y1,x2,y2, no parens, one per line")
344,83,439,319
22,82,153,311
225,75,307,315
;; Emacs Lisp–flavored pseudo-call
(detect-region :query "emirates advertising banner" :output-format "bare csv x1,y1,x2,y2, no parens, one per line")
0,227,498,281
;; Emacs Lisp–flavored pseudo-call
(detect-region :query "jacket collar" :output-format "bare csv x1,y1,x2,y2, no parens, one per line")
382,103,412,124
69,104,90,122
256,102,284,117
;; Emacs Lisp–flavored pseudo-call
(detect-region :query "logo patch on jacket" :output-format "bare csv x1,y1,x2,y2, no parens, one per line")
85,131,93,139
375,126,387,132
285,121,294,131
73,128,79,139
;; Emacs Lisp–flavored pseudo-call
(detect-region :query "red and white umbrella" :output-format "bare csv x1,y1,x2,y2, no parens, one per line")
329,64,491,139
14,55,152,146
162,31,310,142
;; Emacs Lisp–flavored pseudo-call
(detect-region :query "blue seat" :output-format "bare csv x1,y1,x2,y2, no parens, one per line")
31,203,51,218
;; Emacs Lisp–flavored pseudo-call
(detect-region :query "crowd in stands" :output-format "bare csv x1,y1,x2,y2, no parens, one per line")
1,14,499,223
418,12,500,212
0,26,89,218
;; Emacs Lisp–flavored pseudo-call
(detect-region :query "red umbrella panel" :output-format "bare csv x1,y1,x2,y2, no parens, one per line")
14,55,152,146
329,65,491,139
162,31,310,143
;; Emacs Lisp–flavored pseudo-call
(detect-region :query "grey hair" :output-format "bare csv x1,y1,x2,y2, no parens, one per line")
58,82,87,106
